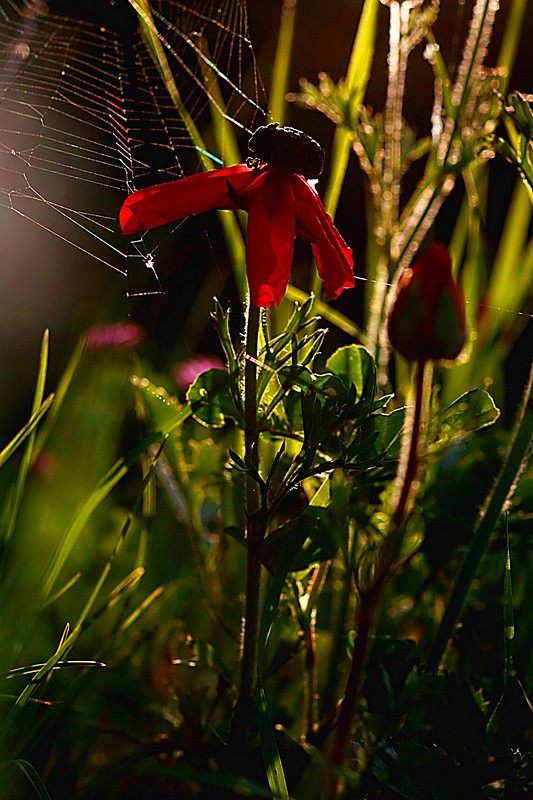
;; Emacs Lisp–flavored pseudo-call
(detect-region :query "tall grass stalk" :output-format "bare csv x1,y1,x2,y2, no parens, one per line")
269,0,298,126
132,0,248,298
428,362,533,672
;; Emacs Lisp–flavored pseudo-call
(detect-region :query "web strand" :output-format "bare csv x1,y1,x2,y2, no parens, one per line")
0,0,266,297
0,2,529,324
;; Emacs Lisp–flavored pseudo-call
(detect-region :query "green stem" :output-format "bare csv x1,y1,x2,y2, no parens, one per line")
231,303,264,748
269,0,298,125
312,0,380,299
392,360,427,528
325,359,428,798
134,0,248,299
427,362,533,673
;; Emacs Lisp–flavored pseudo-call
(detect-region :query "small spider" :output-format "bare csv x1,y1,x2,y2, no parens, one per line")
246,123,325,179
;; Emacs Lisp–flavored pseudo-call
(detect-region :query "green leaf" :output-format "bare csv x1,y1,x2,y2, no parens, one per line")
258,679,290,799
432,389,500,447
309,476,331,508
186,368,239,427
132,375,188,431
326,344,375,401
212,299,239,375
357,408,405,461
261,507,337,572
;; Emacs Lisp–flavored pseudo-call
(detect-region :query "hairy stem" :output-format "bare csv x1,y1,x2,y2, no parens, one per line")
231,303,264,748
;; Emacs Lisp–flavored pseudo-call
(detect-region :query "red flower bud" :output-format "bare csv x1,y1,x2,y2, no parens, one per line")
387,242,466,363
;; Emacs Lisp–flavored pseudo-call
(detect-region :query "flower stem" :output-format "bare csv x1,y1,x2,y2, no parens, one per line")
231,302,264,749
325,360,428,798
392,359,427,529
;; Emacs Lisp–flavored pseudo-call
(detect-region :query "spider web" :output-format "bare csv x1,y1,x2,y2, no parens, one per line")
0,0,267,298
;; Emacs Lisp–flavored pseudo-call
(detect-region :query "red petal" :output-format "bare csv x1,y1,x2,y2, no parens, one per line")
291,175,354,300
119,164,259,234
246,169,296,307
387,242,466,362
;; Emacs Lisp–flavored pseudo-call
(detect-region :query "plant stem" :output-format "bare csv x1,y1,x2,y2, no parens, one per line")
392,360,427,528
269,0,298,125
325,359,428,798
231,303,264,748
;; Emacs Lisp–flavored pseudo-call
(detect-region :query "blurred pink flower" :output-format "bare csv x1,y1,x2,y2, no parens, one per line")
31,450,57,480
84,321,145,350
172,355,225,391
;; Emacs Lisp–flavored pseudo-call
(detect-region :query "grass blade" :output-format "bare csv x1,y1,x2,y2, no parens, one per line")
257,523,311,800
33,334,85,458
269,0,298,125
2,330,49,549
0,394,54,472
503,512,514,684
2,759,52,800
428,361,533,672
323,0,380,219
133,0,248,299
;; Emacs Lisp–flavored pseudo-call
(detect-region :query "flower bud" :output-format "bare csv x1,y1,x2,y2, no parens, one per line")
387,242,466,363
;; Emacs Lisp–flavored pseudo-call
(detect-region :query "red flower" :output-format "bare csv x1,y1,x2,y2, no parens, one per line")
387,242,466,363
119,163,354,308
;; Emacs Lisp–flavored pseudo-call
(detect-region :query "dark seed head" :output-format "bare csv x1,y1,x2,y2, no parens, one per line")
247,123,325,178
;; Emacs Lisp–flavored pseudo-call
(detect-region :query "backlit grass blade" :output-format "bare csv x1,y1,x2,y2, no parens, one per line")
257,523,311,800
428,362,533,672
13,571,143,712
0,394,54,471
312,0,380,299
39,455,131,601
120,585,166,632
40,403,189,601
497,0,529,95
2,759,52,800
132,0,248,299
258,678,290,800
269,0,298,125
503,513,515,684
323,0,380,219
0,660,105,680
482,179,532,340
41,573,81,609
2,330,49,548
33,335,85,459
